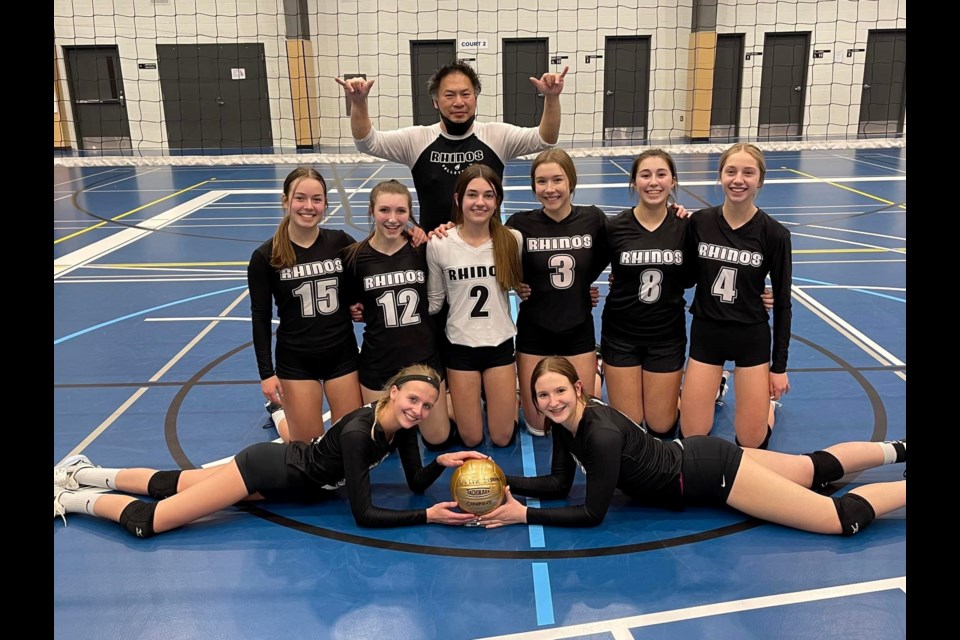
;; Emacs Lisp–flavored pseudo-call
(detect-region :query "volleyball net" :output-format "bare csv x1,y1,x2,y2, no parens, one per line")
53,0,906,166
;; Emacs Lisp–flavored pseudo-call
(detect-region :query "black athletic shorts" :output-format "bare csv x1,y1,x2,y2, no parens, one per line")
275,336,360,381
688,317,771,368
515,313,596,357
677,435,744,505
600,332,686,373
234,441,338,503
360,354,446,391
445,338,515,372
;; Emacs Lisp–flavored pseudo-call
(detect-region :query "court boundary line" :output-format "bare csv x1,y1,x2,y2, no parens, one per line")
475,576,906,639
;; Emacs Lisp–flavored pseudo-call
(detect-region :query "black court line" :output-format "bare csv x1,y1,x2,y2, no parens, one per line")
156,333,886,559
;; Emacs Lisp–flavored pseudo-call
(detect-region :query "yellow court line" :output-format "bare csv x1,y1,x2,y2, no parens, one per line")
783,168,907,210
54,180,212,245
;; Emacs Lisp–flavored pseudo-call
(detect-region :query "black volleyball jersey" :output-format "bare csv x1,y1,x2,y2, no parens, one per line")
689,206,793,373
506,399,684,527
298,404,445,527
505,205,610,332
248,229,357,380
344,241,436,379
602,208,695,343
356,122,550,231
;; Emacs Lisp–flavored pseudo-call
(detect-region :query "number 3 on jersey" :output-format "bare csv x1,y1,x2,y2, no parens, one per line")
711,266,738,303
549,254,575,289
292,278,340,316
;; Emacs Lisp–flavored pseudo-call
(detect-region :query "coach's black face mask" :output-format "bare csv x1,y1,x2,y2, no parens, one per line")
440,114,476,136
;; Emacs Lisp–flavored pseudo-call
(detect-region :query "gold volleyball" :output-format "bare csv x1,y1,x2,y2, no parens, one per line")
450,458,507,516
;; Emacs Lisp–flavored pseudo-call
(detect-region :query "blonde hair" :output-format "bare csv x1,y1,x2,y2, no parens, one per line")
270,167,328,269
450,165,522,292
718,143,766,187
375,363,443,415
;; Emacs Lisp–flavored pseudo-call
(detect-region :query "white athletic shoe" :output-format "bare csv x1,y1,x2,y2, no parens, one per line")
54,455,95,491
715,370,732,406
54,485,69,525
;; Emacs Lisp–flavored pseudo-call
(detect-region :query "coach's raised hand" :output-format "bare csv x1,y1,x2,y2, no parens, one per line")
335,76,376,139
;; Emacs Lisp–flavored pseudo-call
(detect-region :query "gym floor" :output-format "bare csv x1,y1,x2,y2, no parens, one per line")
54,148,906,639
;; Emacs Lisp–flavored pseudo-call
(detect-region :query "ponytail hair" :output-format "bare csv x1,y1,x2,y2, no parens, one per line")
375,363,443,415
270,167,328,269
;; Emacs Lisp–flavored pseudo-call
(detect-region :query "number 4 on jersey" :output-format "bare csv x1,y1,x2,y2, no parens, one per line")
711,266,738,303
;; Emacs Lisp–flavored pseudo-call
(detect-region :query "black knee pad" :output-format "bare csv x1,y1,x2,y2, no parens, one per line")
833,493,876,536
423,419,463,452
147,470,183,499
735,426,772,450
805,451,844,489
647,415,680,442
119,500,159,539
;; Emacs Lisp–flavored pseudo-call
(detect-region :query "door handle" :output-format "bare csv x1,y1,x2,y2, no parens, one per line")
793,86,801,92
863,83,871,89
605,90,614,96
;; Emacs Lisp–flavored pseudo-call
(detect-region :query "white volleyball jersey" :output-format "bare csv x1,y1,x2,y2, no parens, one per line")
426,227,522,347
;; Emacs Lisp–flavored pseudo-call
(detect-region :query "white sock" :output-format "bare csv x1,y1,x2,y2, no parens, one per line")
58,490,102,516
878,441,905,465
271,408,286,428
75,468,121,490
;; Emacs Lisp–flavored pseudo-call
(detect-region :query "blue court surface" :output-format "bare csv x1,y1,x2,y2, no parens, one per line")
54,148,906,639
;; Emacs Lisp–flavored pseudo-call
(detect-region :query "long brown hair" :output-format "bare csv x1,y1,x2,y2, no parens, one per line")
270,167,328,269
450,164,522,292
344,179,413,268
529,356,590,433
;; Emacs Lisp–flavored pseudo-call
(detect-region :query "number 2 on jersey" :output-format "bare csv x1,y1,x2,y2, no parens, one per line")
469,285,490,318
711,266,738,303
292,278,340,316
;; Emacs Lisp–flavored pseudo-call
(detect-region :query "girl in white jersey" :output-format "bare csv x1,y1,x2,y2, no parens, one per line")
426,165,523,447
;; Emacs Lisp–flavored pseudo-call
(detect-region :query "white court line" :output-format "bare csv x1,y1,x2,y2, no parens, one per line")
475,577,906,640
54,167,125,188
64,292,252,458
832,153,907,174
790,231,905,254
792,286,906,381
58,277,246,284
796,285,905,292
55,168,166,201
801,224,905,241
54,190,227,278
794,258,906,265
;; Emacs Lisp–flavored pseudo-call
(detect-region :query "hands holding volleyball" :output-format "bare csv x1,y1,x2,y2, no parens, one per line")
427,454,526,527
425,451,490,526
